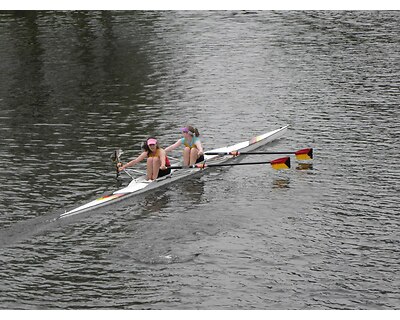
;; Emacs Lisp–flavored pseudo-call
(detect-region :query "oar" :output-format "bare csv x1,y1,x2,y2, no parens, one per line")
205,148,313,160
168,157,290,170
110,148,124,177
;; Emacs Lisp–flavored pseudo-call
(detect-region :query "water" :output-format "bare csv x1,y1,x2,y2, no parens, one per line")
0,11,399,309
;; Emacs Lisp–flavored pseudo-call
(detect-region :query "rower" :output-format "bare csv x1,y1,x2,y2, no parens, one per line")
118,137,171,180
165,126,204,166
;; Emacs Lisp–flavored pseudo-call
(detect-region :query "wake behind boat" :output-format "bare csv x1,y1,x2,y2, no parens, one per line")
60,125,289,219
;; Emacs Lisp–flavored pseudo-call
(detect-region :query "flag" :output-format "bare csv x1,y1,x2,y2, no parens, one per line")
271,157,291,170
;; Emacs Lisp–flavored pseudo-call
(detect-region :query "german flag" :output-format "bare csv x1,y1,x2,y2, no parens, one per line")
97,194,123,202
271,157,291,170
295,148,313,161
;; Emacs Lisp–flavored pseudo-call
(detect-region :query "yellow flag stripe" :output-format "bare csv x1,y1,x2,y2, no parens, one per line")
295,153,312,161
271,162,290,170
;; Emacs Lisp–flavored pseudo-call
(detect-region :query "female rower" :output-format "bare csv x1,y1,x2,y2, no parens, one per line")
165,126,204,166
118,137,171,180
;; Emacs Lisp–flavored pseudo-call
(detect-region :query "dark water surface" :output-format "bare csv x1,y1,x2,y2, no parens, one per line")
0,11,399,309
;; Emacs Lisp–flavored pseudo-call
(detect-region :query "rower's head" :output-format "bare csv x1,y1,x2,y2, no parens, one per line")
143,137,159,153
181,126,200,138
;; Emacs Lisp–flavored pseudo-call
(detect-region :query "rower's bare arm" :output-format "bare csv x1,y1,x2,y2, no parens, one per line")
165,140,181,153
196,140,204,154
160,149,167,168
121,152,147,170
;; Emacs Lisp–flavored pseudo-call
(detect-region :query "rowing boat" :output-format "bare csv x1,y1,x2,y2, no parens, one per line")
60,125,289,219
61,125,289,218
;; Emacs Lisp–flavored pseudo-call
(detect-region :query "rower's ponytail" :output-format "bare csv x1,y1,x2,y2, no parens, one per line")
187,125,200,137
141,142,150,154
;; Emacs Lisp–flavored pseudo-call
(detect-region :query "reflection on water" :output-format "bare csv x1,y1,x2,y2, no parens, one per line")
296,163,313,170
272,178,290,189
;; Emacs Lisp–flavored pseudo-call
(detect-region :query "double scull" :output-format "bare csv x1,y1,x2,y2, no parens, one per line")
60,125,289,219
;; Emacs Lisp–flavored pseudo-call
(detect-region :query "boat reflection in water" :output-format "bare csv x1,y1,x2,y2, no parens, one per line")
272,177,290,189
141,178,205,216
296,163,313,171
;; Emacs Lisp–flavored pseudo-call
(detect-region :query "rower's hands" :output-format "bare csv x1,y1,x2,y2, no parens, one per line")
160,165,167,170
117,162,124,172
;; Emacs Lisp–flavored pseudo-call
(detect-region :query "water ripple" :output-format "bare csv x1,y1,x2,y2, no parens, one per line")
0,11,399,309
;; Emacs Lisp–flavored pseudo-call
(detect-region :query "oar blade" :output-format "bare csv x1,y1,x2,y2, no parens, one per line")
271,157,291,170
111,148,123,162
295,148,313,161
110,149,124,178
110,151,117,162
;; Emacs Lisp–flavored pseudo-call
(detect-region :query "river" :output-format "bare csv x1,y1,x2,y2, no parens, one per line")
0,11,399,309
